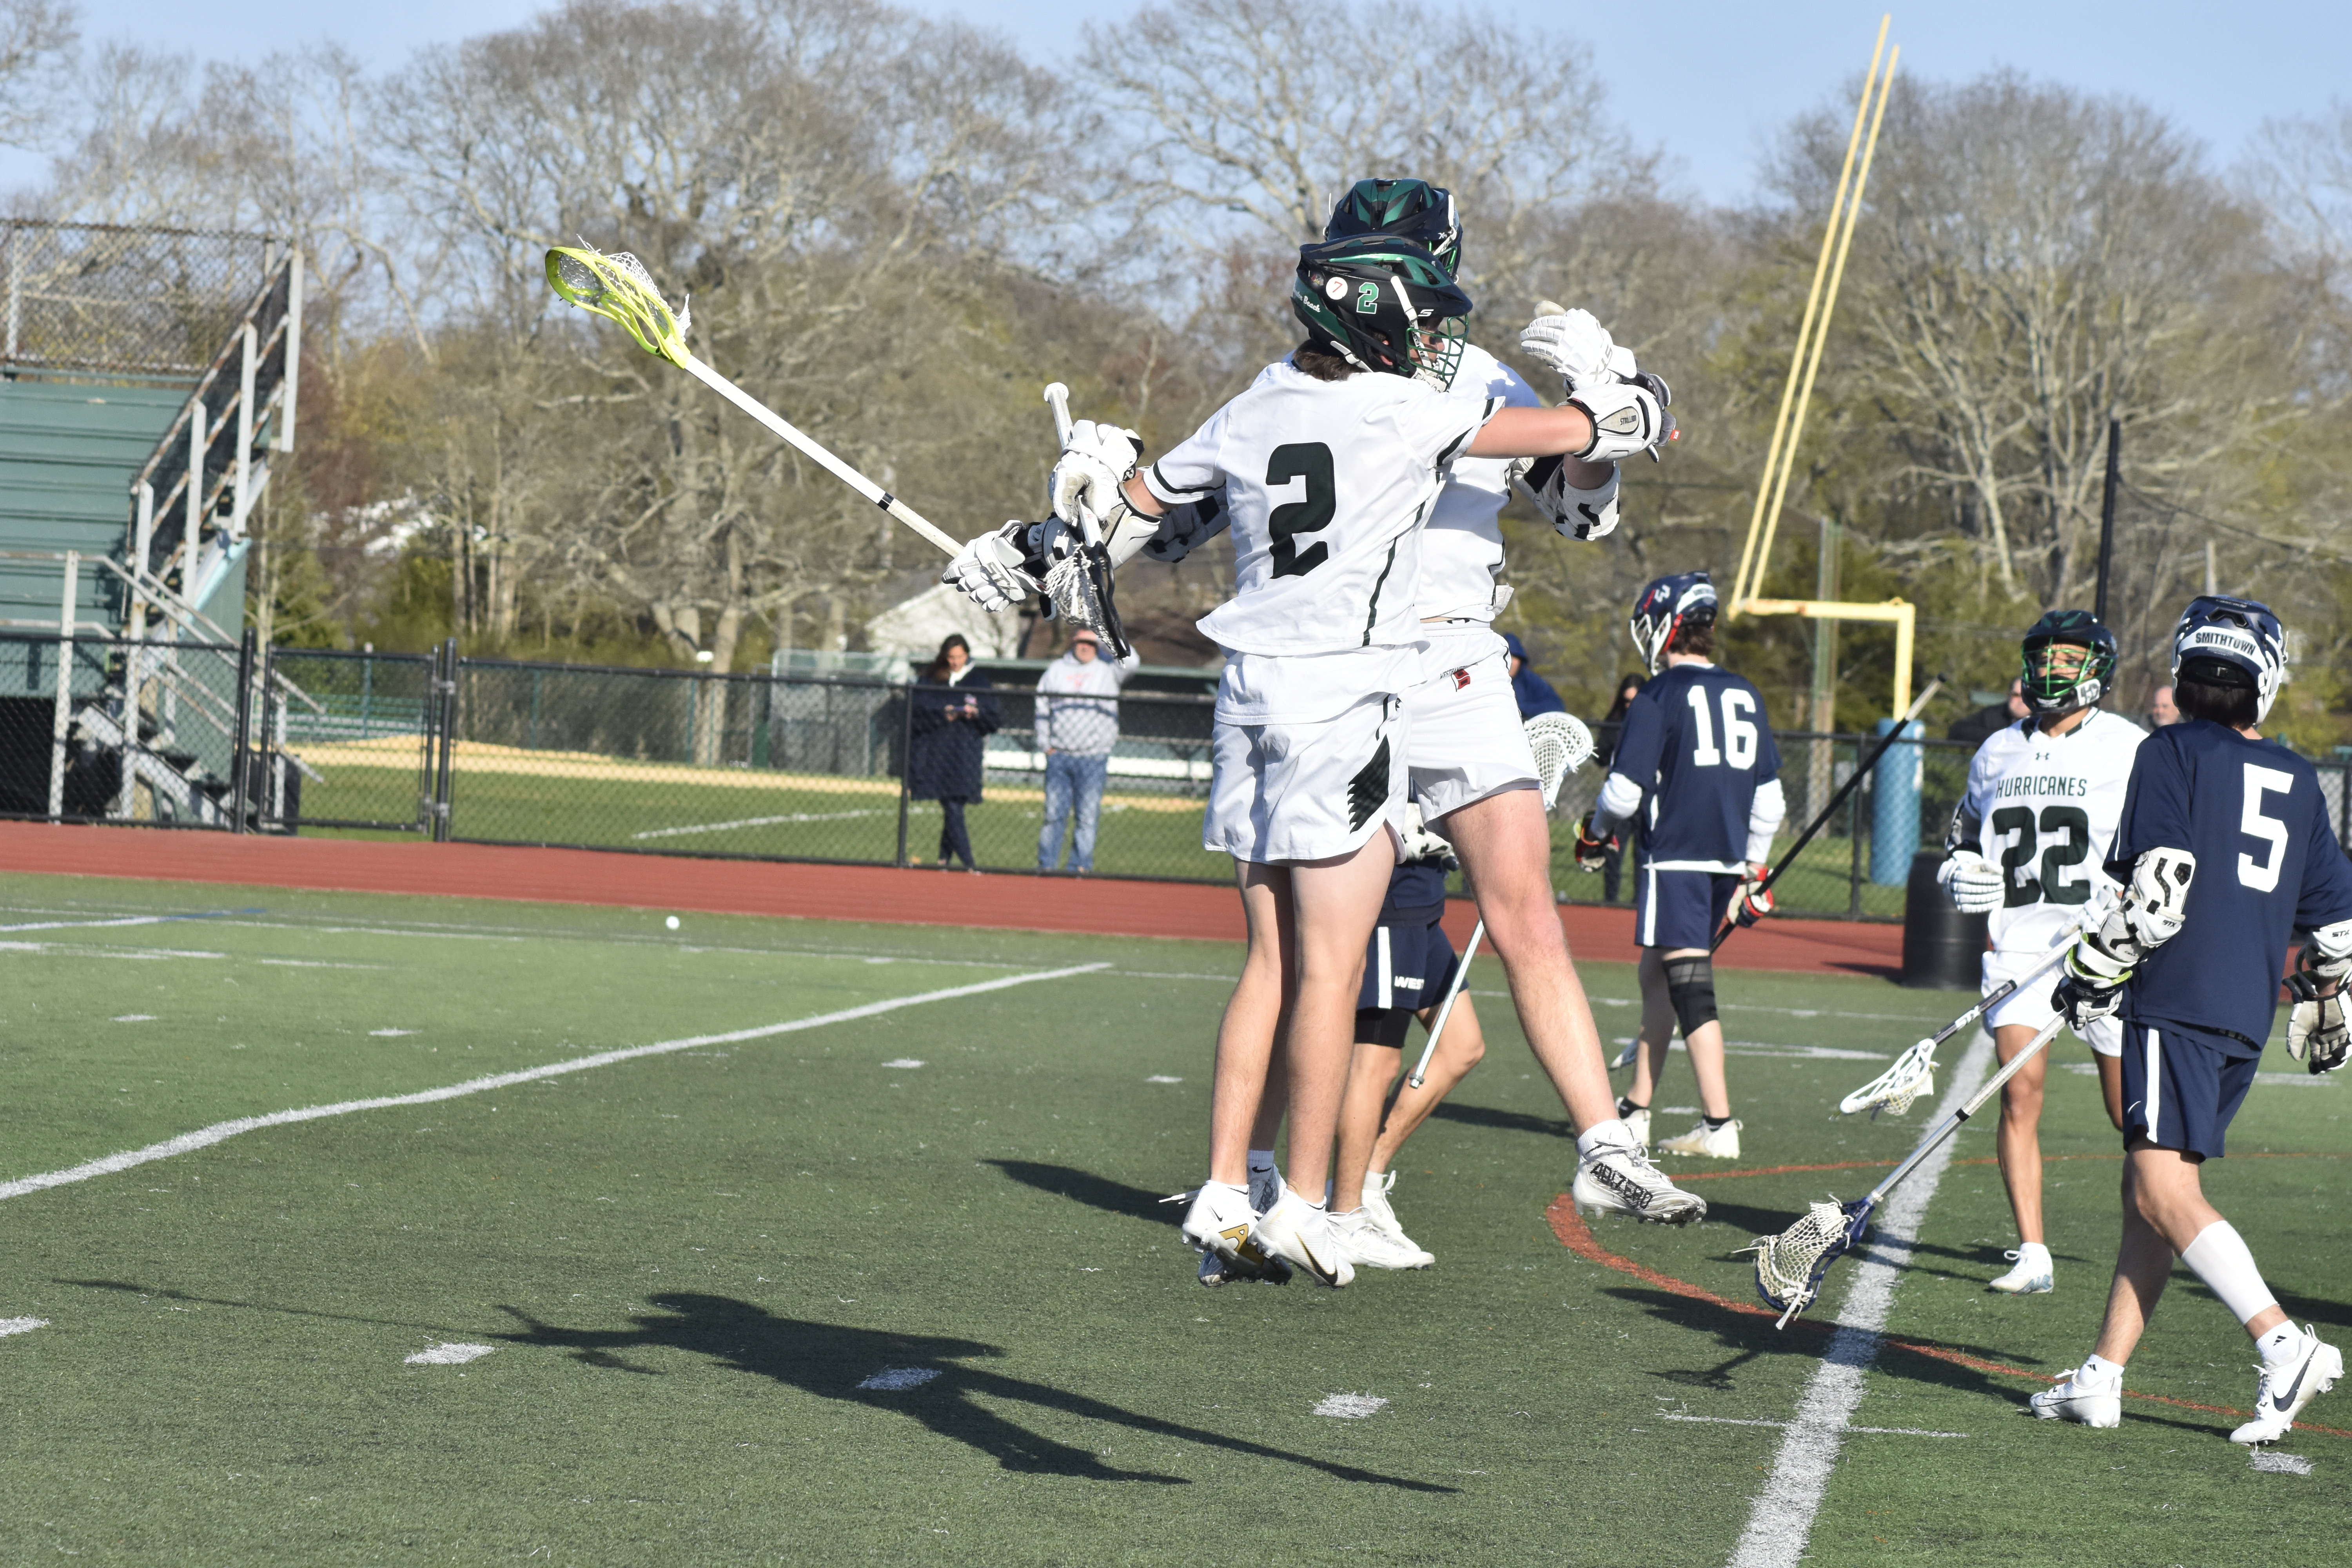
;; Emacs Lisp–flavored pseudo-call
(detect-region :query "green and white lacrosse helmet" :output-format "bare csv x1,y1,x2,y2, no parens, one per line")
2019,608,2118,716
1323,177,1461,274
1291,235,1474,390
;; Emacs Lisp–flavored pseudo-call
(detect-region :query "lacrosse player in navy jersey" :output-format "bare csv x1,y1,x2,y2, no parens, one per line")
2033,597,2352,1444
1575,573,1785,1159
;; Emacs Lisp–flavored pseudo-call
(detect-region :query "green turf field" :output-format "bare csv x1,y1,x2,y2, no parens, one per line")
0,873,2342,1564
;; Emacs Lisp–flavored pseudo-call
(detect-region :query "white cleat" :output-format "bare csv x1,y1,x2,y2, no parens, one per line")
1657,1118,1742,1160
1988,1243,2054,1295
1331,1203,1434,1270
2231,1328,2344,1445
1176,1181,1291,1286
1621,1106,1651,1155
1252,1191,1354,1287
1572,1137,1707,1226
1358,1170,1435,1265
2029,1365,2123,1428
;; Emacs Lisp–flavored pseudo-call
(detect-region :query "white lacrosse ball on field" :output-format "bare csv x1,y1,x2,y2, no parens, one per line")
665,916,681,930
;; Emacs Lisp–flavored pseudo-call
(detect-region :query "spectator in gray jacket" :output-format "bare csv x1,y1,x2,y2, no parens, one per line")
1034,628,1139,872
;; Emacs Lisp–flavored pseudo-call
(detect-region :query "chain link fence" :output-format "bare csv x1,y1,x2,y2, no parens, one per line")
14,635,2343,920
0,220,276,379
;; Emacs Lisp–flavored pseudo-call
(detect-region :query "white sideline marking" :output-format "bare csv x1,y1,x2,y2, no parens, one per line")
370,1029,417,1038
2251,1450,2314,1474
113,1014,156,1023
2255,1073,2337,1087
858,1367,940,1390
0,913,228,933
1664,1414,1965,1437
0,1316,48,1336
1314,1394,1388,1419
1147,1075,1182,1084
881,1058,924,1069
0,964,1105,1204
258,959,388,971
1727,1028,1997,1568
406,1342,494,1365
633,809,880,840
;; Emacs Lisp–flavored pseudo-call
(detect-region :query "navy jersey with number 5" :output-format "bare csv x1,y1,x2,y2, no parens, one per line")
1608,662,1783,872
2105,720,2352,1052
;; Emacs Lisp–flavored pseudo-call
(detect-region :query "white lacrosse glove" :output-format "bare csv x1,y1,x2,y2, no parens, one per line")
1048,420,1143,528
2285,937,2352,1074
1936,850,2004,914
1398,803,1457,869
1522,455,1619,541
1519,307,1625,391
2052,935,2133,1028
1566,378,1668,463
941,522,1043,612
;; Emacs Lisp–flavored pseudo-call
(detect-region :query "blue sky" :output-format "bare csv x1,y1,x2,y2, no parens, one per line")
62,0,2351,204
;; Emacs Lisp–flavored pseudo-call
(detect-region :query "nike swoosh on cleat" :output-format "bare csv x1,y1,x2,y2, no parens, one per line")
2271,1356,2313,1414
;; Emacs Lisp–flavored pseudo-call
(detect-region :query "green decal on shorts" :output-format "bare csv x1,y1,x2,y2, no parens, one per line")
1348,737,1392,831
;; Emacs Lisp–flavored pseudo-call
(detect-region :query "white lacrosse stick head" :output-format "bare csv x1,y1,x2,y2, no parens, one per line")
1840,1038,1938,1118
1744,1198,1855,1328
1523,711,1595,810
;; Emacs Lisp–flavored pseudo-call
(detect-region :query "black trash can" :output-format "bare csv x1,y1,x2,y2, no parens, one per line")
1901,849,1988,989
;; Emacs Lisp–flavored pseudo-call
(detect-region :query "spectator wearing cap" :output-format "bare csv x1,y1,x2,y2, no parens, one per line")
1503,631,1566,720
1034,629,1140,873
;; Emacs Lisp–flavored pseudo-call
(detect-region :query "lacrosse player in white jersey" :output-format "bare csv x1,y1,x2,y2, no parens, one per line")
1020,233,1670,1286
1938,610,2141,1295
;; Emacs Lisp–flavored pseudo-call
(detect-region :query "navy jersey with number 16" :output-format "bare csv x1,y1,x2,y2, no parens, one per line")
2105,720,2352,1053
1608,662,1782,873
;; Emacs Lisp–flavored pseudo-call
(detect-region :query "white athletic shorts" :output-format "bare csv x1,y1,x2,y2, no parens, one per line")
1983,944,2121,1058
1205,690,1407,865
1403,624,1539,821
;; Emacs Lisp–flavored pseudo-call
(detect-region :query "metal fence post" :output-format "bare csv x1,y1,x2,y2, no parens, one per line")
1847,735,1864,919
47,550,78,820
433,639,459,841
229,628,256,833
895,684,916,868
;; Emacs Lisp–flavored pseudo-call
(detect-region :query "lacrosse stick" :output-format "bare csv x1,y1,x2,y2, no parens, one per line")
544,245,960,558
1405,711,1594,1088
1706,674,1947,954
1746,1011,2067,1327
1838,898,2104,1117
1039,383,1132,658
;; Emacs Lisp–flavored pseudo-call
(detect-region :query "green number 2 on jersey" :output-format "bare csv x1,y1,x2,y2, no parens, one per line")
1265,442,1334,577
1989,804,2091,907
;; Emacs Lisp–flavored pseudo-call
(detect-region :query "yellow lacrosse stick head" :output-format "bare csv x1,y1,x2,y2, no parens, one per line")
544,245,691,367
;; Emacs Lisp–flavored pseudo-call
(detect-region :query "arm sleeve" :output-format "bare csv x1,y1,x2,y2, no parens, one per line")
1141,406,1228,507
1129,492,1233,566
1594,771,1645,835
1750,689,1781,784
2103,735,2190,880
1745,777,1786,865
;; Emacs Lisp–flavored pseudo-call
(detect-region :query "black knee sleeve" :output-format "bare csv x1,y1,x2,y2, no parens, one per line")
1663,955,1718,1037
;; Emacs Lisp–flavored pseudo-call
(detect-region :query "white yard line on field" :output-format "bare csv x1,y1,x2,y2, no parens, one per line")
0,963,1107,1204
0,911,246,933
1726,1027,1997,1568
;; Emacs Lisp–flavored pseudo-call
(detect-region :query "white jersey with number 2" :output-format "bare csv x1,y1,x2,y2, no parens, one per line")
1145,358,1499,663
1954,709,2145,953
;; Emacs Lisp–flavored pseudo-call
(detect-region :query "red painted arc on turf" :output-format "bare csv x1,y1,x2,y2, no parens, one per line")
1671,1151,2350,1182
1543,1195,2352,1441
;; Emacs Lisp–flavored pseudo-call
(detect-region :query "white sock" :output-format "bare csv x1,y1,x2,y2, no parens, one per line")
2078,1354,2125,1387
2013,1241,2051,1264
1204,1179,1248,1197
2181,1220,2281,1326
1576,1119,1636,1160
2258,1323,2308,1367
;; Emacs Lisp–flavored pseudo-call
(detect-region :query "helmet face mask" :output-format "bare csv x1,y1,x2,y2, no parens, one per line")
1292,236,1474,388
2171,595,2286,725
2018,609,2117,716
1325,177,1461,275
1628,572,1718,675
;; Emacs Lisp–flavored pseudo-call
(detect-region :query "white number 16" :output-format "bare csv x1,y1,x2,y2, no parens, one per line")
1688,687,1759,769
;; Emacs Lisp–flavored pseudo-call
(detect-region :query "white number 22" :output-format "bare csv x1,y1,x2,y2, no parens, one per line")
1687,687,1759,769
2239,763,2294,892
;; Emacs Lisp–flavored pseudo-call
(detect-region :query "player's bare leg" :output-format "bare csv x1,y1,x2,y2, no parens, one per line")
1332,993,1486,1206
1440,787,1615,1130
2095,1053,2124,1129
1993,1022,2050,1245
2092,1143,2288,1362
1276,838,1393,1200
1206,863,1294,1188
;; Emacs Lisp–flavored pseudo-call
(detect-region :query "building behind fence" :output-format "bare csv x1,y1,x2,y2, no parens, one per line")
14,632,2346,920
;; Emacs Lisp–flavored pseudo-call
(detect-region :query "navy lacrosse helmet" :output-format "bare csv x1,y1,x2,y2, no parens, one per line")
2171,595,2286,724
1629,572,1717,675
1324,178,1461,275
2019,609,2118,716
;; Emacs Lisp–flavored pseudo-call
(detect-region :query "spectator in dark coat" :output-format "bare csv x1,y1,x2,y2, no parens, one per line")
1946,677,2028,748
908,633,998,870
1597,673,1645,902
1503,632,1566,719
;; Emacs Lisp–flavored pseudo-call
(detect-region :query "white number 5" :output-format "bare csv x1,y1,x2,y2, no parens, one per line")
2239,763,2294,892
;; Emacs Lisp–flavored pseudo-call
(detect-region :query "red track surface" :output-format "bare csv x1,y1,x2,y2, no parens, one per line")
0,821,1903,975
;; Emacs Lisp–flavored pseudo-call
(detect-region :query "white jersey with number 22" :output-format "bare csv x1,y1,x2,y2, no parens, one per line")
1955,708,2145,953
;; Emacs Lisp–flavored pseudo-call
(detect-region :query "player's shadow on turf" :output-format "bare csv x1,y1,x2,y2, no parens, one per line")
1428,1102,1573,1139
984,1160,1169,1223
494,1294,1455,1494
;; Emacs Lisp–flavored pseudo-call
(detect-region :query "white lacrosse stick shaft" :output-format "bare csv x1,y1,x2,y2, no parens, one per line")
1042,381,1112,559
682,358,961,557
1860,1012,2067,1210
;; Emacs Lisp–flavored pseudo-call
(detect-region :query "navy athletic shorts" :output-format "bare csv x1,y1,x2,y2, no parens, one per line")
1358,917,1459,1016
1632,864,1738,950
2119,1017,2263,1160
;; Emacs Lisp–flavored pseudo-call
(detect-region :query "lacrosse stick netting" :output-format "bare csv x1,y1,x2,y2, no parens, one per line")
1744,1199,1861,1328
1406,710,1592,1089
544,244,962,557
